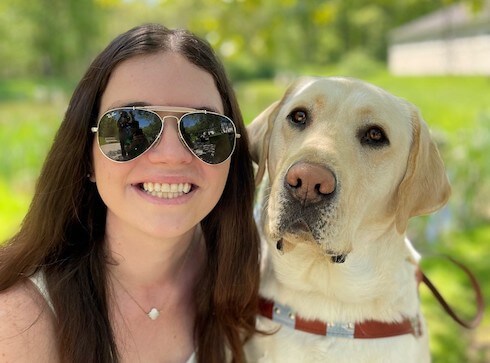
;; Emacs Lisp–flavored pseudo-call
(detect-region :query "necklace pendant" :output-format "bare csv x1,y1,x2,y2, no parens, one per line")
148,308,160,320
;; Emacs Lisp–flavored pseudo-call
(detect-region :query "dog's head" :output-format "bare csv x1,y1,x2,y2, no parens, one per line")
248,77,450,257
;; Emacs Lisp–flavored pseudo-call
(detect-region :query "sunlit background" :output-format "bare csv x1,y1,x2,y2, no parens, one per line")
1,0,489,361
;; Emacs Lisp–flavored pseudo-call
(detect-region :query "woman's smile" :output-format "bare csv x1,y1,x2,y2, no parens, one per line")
140,182,192,199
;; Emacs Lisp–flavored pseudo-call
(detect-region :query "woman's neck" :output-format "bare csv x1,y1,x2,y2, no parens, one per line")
105,219,203,290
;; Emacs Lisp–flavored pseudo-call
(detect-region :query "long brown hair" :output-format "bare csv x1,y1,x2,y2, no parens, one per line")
0,24,260,363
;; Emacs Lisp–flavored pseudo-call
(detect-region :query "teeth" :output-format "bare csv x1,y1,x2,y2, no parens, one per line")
142,182,192,198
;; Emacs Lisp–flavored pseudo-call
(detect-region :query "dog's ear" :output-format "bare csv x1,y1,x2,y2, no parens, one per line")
394,106,451,233
247,101,280,186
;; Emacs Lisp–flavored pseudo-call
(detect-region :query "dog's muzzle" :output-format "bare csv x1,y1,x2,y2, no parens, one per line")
277,161,338,240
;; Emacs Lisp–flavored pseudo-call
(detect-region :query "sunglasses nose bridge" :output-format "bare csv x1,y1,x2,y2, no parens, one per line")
160,114,181,123
150,114,190,154
150,114,179,148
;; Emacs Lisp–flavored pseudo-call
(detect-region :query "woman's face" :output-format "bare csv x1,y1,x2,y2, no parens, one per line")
92,52,230,240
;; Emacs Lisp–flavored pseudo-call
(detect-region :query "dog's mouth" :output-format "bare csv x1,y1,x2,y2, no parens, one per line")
276,236,349,263
283,218,317,242
287,219,311,233
277,218,349,263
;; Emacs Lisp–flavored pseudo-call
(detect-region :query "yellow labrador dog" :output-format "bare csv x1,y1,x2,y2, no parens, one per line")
245,77,451,363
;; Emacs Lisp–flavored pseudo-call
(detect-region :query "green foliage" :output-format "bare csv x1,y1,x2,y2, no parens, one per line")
1,0,483,81
227,57,276,82
334,50,385,78
0,0,105,78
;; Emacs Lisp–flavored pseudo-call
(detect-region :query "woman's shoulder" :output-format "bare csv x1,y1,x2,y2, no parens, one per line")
0,279,59,362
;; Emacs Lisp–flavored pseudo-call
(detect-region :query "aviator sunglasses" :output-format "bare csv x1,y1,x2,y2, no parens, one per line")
91,106,241,165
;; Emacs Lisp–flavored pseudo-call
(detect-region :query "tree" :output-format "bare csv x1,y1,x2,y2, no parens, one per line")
4,0,105,77
1,0,484,79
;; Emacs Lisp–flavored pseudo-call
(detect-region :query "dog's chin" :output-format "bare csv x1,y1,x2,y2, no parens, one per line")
269,219,351,258
282,219,318,244
286,219,314,237
282,231,317,246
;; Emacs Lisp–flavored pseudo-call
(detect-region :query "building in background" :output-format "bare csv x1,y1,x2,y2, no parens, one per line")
388,2,490,75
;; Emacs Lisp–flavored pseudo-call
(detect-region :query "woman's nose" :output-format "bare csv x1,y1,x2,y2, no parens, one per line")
146,118,194,164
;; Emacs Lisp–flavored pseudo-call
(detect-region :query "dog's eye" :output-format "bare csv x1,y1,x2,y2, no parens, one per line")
288,109,308,126
359,126,389,147
366,128,384,141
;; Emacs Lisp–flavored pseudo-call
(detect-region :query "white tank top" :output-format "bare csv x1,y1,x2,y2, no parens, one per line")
29,271,55,313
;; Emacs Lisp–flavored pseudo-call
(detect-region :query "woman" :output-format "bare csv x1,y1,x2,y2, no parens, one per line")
0,24,260,363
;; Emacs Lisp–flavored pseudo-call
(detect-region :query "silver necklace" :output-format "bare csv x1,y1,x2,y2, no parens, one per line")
111,232,198,321
115,278,163,320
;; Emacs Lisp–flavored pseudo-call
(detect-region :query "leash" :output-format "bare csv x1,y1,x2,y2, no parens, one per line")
420,255,485,329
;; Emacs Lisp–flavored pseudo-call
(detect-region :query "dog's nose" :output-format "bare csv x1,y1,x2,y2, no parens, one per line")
285,162,336,205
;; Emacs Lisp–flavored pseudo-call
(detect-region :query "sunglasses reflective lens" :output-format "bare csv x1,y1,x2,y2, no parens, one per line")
179,113,237,164
97,109,161,161
96,108,237,164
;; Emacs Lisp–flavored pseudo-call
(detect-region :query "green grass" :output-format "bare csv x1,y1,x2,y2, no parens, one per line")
366,74,490,133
